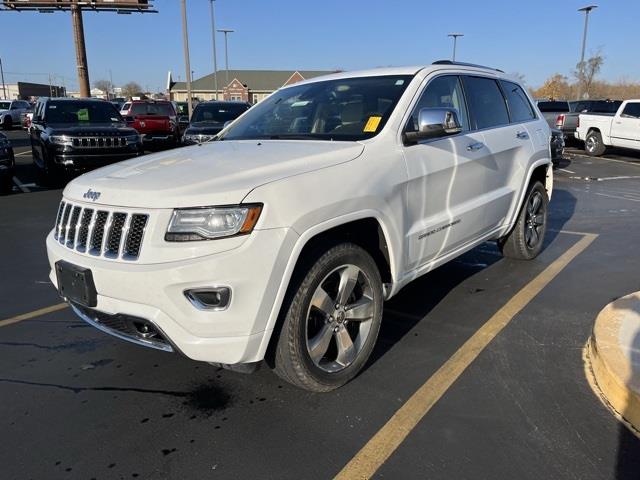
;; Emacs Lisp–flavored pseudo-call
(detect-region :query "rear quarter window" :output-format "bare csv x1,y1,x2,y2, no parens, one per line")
499,80,536,122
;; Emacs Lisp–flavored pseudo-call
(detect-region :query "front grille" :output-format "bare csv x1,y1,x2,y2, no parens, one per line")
71,136,128,148
54,201,148,261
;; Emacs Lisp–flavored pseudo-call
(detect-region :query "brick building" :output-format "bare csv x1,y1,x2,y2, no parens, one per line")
169,69,334,103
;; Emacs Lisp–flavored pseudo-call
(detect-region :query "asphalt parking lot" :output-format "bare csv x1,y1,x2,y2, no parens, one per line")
1,129,640,479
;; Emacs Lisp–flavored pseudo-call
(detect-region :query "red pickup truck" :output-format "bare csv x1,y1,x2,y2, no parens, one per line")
120,100,179,150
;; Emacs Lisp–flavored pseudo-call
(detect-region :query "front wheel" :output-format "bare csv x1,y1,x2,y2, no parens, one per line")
498,181,548,260
273,243,383,392
2,116,12,130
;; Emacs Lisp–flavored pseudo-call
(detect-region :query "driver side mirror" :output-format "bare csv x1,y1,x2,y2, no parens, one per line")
404,107,462,143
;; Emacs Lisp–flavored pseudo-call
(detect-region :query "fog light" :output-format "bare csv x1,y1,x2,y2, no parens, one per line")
184,287,231,310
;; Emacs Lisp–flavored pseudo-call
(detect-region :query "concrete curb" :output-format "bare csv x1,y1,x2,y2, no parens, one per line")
586,292,640,436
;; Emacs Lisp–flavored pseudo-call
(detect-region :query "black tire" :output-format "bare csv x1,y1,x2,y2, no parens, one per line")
498,181,548,260
585,130,606,156
273,243,383,392
2,116,12,130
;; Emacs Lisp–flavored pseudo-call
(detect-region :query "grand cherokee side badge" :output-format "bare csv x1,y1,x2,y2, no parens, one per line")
83,189,101,202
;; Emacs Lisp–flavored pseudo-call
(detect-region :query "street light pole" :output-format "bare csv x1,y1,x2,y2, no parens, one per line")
180,0,193,118
448,33,463,62
0,57,6,99
217,29,234,86
209,0,219,100
71,4,90,97
576,5,597,100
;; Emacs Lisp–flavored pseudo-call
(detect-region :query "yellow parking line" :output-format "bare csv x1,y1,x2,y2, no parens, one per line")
0,303,68,328
335,232,597,480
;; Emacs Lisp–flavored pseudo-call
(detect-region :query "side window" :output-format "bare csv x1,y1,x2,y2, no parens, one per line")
462,76,510,130
121,102,130,112
406,75,469,133
622,103,640,118
499,80,536,123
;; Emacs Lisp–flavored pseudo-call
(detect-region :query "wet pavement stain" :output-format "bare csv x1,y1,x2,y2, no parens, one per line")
0,339,103,353
0,378,233,413
161,448,177,456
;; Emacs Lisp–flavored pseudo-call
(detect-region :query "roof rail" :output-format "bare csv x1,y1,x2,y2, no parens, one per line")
431,60,504,73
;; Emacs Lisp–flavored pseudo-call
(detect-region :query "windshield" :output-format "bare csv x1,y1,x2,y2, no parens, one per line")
130,103,174,116
0,102,10,110
192,103,250,124
537,101,570,113
175,103,189,116
45,101,123,124
221,75,413,141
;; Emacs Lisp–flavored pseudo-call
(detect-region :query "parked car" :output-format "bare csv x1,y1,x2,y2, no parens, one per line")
30,97,141,186
171,101,192,136
536,100,570,130
575,99,640,156
0,99,31,130
47,61,552,391
120,100,179,150
0,132,15,193
554,99,622,142
550,128,565,165
182,101,251,145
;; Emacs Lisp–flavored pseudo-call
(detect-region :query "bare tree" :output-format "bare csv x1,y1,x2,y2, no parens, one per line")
121,81,143,99
574,51,604,99
93,79,113,99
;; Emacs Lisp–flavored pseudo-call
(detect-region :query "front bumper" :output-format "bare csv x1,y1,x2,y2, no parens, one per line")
52,151,140,170
47,226,298,364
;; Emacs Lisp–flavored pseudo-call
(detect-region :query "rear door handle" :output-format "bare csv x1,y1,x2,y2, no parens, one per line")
466,142,484,152
516,131,529,140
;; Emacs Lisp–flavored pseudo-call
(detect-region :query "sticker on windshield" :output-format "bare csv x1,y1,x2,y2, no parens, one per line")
363,115,382,133
77,108,89,121
395,79,405,86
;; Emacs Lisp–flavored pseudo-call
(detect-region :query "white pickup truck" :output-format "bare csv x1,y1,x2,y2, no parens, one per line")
575,99,640,156
47,62,553,392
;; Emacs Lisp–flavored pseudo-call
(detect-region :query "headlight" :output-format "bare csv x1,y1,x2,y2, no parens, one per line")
50,135,72,146
166,204,262,241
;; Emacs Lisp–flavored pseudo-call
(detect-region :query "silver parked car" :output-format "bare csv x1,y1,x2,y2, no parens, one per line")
0,99,31,130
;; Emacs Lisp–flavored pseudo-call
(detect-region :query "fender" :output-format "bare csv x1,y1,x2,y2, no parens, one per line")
253,209,399,361
504,158,552,232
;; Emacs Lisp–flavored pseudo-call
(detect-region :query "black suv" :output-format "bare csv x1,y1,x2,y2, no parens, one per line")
0,132,15,194
30,98,141,185
182,101,250,145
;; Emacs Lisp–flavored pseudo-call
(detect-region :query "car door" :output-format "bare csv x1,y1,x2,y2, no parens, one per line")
461,76,539,233
30,102,45,163
401,74,493,270
610,102,640,149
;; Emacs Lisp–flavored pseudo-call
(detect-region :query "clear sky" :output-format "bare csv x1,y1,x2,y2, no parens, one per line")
1,0,637,92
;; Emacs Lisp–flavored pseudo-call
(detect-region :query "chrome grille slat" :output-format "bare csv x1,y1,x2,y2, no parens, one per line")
54,201,66,240
89,211,109,255
76,208,94,252
123,214,148,260
105,213,127,258
66,206,82,248
59,204,72,245
55,200,146,261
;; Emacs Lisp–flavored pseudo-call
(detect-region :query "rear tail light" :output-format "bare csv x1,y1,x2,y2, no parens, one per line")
556,114,565,128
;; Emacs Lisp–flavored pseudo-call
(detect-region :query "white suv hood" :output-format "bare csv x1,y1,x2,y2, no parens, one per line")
64,140,364,208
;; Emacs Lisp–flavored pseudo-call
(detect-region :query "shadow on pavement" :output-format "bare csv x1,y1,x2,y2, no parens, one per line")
616,328,640,479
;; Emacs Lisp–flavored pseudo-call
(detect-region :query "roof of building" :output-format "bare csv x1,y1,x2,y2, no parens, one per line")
170,69,336,92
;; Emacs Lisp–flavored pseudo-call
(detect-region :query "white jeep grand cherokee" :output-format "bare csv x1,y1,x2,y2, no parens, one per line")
47,61,553,392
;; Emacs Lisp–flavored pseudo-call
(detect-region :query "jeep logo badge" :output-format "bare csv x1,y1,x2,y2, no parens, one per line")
83,189,101,202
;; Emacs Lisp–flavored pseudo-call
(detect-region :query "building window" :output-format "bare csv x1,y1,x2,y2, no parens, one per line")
230,95,241,101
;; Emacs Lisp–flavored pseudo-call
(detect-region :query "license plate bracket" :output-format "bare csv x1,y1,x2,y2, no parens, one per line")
55,261,97,307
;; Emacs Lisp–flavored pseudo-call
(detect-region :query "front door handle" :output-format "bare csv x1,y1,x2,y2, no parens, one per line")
516,131,529,140
466,142,484,152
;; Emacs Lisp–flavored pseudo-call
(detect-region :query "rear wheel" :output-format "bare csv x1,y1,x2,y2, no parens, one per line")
585,131,606,156
499,181,548,260
273,243,383,392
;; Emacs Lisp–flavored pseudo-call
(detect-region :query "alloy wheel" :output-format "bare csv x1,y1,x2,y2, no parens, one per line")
305,264,375,373
525,191,545,248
